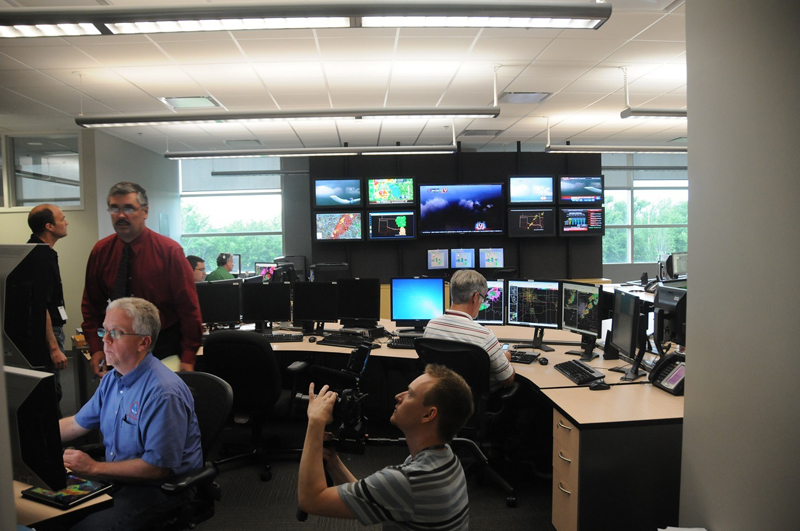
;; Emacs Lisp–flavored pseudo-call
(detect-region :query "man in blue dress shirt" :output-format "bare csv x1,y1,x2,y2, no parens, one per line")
59,297,202,531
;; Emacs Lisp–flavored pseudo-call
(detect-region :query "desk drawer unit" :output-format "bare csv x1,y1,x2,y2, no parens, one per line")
552,411,580,531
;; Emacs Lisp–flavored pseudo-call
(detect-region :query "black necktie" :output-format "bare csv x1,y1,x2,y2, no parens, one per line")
111,243,132,300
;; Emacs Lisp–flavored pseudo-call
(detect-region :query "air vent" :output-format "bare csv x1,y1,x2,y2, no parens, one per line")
223,139,264,148
498,92,551,104
461,130,502,137
159,96,221,109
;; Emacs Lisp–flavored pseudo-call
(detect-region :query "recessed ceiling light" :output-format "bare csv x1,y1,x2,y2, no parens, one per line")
159,96,220,110
498,92,551,104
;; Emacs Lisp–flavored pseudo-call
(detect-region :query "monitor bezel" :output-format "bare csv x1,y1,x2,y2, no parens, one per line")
366,177,416,207
475,279,505,326
196,279,241,325
292,281,340,323
336,277,382,326
609,289,642,364
557,174,605,206
313,211,365,242
508,175,556,205
558,207,605,237
313,178,364,209
241,281,292,324
507,207,557,238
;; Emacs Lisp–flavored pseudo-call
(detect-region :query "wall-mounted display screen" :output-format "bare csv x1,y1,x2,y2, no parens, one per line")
367,211,416,240
428,249,448,270
559,208,605,236
314,212,363,241
450,248,475,269
558,175,603,205
367,177,415,206
507,208,556,237
419,183,504,235
479,248,504,268
509,176,554,204
314,179,363,208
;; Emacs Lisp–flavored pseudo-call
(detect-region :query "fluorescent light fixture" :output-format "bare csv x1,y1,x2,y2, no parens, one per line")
620,107,687,120
545,144,687,154
164,144,458,160
159,96,220,110
75,107,498,128
0,2,611,38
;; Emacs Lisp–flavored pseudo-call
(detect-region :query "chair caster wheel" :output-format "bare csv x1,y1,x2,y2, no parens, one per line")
260,470,272,482
506,496,516,508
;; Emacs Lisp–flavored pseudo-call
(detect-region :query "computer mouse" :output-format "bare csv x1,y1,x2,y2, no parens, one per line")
538,357,549,365
308,336,317,343
589,381,610,391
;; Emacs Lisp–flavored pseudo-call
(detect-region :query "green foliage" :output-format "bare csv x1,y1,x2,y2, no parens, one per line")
603,228,629,264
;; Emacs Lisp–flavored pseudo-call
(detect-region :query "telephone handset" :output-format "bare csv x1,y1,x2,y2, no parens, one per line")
649,353,686,396
644,280,659,293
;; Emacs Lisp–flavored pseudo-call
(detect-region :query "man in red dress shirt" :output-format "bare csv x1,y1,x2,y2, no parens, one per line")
82,182,202,377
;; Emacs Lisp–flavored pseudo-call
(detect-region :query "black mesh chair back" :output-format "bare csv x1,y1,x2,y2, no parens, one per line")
176,371,233,460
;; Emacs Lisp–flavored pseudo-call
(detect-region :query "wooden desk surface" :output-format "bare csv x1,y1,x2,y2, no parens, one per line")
14,480,112,527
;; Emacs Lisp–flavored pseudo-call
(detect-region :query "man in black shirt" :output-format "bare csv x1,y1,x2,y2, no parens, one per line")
27,204,69,411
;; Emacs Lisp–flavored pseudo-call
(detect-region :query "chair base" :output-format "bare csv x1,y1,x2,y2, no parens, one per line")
452,437,517,508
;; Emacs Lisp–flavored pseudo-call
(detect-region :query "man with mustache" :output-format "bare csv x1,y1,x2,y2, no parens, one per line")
81,182,202,377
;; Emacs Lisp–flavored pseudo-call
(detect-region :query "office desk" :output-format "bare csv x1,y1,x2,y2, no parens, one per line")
14,480,112,527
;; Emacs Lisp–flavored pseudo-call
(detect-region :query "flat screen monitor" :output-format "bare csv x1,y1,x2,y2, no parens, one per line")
367,210,416,240
241,282,292,325
196,280,241,325
506,279,561,351
367,177,415,206
507,208,556,237
478,248,504,268
5,366,66,490
610,290,647,381
292,281,339,333
315,212,363,241
254,262,278,281
475,280,505,326
336,277,381,328
390,277,445,334
508,176,554,204
427,249,449,270
654,285,687,348
231,253,241,275
450,248,475,269
666,252,688,278
561,281,603,360
559,207,605,236
418,183,504,235
314,178,362,208
558,175,604,205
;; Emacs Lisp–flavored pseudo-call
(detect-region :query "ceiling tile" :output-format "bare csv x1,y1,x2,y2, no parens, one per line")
2,45,99,69
394,37,475,60
237,38,318,61
158,40,249,64
76,43,170,67
469,37,552,61
635,14,686,42
605,41,686,64
318,37,397,60
536,38,628,62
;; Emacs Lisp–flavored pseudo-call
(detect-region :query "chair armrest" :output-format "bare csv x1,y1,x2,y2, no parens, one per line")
497,381,520,402
286,360,309,375
161,462,218,494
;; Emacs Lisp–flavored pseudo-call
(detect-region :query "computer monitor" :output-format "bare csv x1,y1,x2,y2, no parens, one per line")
427,249,449,270
558,207,605,236
390,277,446,335
292,281,339,334
561,281,603,361
654,285,687,349
254,262,278,281
507,208,556,237
508,176,554,204
231,253,241,275
314,212,363,241
1,244,50,370
450,248,475,269
610,290,647,381
665,252,688,278
240,282,292,328
367,211,416,240
196,279,241,325
314,178,363,208
478,248,504,268
5,366,66,490
475,280,505,326
418,183,504,235
506,279,561,351
558,175,604,205
367,177,415,206
336,277,381,328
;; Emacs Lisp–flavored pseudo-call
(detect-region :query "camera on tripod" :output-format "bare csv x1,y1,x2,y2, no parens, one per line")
297,340,372,454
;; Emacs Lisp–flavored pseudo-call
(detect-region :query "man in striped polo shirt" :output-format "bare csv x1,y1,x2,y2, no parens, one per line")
298,365,474,530
424,269,516,390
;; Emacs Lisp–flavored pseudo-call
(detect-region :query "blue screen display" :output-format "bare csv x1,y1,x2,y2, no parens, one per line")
450,248,475,269
390,278,445,323
509,176,554,204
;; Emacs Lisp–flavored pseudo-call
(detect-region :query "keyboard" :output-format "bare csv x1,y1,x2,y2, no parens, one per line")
262,333,303,343
554,359,606,385
318,333,378,349
510,351,539,364
387,336,416,349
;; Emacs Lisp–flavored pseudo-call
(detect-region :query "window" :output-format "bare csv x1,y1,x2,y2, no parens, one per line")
602,154,688,264
180,159,291,275
5,135,81,207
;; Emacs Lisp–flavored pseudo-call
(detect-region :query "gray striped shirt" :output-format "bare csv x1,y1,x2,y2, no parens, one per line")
338,445,469,530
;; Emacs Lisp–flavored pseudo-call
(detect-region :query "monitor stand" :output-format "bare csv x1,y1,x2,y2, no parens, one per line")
515,327,554,352
620,346,647,381
396,327,425,338
565,333,600,361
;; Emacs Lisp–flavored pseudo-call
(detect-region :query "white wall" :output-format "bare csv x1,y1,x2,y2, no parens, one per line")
681,1,800,528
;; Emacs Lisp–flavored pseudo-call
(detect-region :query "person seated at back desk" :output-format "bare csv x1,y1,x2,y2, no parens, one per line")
423,269,515,390
205,252,235,281
59,297,202,531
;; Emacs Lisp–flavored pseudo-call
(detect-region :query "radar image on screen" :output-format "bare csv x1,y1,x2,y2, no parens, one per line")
508,282,559,326
562,286,601,336
476,281,504,325
368,178,415,205
315,213,362,240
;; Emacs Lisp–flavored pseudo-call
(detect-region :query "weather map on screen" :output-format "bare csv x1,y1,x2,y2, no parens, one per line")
419,183,504,235
475,280,505,325
315,212,363,240
428,249,448,270
509,177,554,204
368,178,415,205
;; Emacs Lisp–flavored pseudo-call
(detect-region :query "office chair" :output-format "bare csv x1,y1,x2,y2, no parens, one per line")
413,337,519,507
491,267,518,280
201,330,307,482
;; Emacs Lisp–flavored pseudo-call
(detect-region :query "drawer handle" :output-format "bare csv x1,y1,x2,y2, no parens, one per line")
557,420,572,431
558,482,572,495
558,451,572,463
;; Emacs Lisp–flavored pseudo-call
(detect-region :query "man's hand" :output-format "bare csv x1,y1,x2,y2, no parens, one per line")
307,383,337,427
62,449,98,477
90,350,107,378
50,348,68,371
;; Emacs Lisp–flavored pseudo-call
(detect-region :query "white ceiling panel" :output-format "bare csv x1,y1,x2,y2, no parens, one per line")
468,37,552,62
237,38,319,62
2,45,99,69
318,37,397,60
394,37,475,60
605,41,686,64
76,43,170,67
636,14,686,42
536,38,627,63
156,40,247,64
329,93,386,107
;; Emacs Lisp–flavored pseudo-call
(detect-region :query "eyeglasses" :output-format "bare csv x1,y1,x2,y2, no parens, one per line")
107,205,144,215
476,291,487,301
195,267,206,272
97,328,146,341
